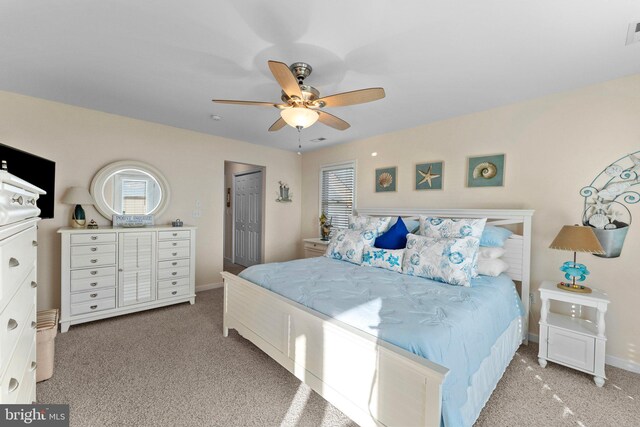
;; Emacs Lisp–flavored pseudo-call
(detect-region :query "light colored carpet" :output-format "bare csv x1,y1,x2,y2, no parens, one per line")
37,289,640,427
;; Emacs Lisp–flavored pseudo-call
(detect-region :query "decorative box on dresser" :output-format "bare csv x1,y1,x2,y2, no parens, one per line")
0,168,45,404
58,226,196,333
303,238,329,258
538,280,610,386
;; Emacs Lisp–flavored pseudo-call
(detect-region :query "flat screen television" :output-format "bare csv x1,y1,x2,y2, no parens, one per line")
0,143,56,219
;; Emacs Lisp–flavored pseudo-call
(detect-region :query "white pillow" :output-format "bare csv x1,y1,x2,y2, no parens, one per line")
361,245,404,273
419,216,487,239
477,258,510,277
325,229,376,265
478,247,506,260
402,234,480,287
349,215,392,235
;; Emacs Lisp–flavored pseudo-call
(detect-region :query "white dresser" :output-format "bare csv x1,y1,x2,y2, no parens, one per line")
0,169,45,404
58,226,196,332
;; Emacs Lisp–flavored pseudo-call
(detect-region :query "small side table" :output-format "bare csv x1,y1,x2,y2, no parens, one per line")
303,238,330,258
538,280,610,387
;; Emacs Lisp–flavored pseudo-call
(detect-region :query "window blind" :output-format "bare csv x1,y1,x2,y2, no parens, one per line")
122,180,147,215
320,164,355,231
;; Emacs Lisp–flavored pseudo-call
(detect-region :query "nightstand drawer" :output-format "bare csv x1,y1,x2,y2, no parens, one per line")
547,327,595,373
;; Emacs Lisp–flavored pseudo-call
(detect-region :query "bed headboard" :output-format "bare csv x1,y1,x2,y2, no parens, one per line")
356,208,534,343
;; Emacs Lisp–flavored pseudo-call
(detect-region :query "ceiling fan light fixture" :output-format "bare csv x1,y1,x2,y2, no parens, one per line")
280,107,319,129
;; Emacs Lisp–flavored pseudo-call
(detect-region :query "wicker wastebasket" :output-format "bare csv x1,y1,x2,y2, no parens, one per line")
36,309,58,382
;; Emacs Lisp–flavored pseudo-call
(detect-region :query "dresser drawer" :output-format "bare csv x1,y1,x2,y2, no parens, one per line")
158,285,190,300
71,243,116,257
158,230,190,241
157,266,190,280
70,288,116,304
158,277,190,290
0,271,36,370
70,268,116,292
70,298,116,316
70,233,116,245
16,345,36,404
158,247,190,261
158,259,190,270
0,319,35,404
158,240,189,250
71,266,116,280
0,226,37,310
547,327,596,373
70,253,116,269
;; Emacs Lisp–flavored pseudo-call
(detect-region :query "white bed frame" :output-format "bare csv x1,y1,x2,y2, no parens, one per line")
222,208,533,427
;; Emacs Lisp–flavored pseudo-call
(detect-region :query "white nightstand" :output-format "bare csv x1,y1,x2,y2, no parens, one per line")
538,280,610,387
303,238,329,258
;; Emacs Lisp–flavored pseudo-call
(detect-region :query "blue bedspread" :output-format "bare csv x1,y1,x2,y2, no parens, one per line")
239,257,524,427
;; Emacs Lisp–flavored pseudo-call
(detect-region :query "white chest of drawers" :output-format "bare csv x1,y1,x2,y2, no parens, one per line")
0,219,39,404
58,226,196,332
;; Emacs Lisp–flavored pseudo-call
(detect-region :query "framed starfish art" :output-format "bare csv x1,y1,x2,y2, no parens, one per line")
415,162,443,190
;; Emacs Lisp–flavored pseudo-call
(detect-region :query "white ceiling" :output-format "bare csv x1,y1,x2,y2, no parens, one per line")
1,1,639,152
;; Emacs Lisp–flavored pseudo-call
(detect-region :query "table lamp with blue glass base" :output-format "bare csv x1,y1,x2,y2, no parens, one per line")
549,225,605,294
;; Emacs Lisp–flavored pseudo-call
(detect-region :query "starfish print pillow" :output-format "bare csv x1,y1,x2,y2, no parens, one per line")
361,245,404,273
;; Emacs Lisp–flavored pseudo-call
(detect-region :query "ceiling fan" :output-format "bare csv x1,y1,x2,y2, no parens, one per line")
212,60,385,132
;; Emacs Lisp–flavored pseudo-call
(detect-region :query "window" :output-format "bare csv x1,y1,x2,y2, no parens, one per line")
320,161,356,231
121,179,148,214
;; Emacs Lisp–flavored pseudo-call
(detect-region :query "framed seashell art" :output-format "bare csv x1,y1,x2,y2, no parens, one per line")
415,161,443,190
375,166,397,192
467,154,505,188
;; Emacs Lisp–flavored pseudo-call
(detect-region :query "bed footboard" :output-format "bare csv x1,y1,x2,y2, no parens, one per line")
222,272,449,427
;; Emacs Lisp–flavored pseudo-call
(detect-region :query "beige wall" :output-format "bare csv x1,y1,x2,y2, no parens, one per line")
0,90,302,311
301,74,640,366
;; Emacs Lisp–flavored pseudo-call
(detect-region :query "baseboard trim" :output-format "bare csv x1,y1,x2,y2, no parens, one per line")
528,333,640,374
196,282,223,292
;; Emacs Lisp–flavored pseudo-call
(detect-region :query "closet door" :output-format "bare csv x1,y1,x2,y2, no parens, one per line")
118,232,155,307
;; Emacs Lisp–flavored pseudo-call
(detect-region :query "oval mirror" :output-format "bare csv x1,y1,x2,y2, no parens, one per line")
90,160,171,220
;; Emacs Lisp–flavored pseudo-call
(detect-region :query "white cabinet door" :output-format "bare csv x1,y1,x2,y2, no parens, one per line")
118,232,155,307
547,327,595,373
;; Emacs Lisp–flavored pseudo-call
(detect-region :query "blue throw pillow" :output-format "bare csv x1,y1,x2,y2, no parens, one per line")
480,225,513,247
374,217,409,249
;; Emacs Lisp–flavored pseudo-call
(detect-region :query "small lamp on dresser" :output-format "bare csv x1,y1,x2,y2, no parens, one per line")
549,225,605,293
61,186,94,228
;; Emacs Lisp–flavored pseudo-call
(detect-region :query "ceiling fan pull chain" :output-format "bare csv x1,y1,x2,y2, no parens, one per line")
297,126,302,155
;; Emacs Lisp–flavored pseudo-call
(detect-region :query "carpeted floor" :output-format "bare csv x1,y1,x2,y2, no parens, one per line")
38,289,640,427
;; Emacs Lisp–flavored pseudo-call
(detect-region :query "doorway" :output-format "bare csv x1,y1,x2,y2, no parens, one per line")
223,161,266,274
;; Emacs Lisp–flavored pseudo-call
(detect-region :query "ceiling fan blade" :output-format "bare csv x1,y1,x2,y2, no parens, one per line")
212,99,280,107
317,111,350,131
317,88,385,108
268,60,303,100
268,117,287,132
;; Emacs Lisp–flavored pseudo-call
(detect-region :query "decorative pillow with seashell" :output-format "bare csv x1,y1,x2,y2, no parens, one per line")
402,234,480,287
419,216,487,239
348,215,392,236
325,228,377,265
361,245,404,273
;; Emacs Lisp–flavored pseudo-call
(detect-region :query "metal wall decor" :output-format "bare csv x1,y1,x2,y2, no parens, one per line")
581,151,639,258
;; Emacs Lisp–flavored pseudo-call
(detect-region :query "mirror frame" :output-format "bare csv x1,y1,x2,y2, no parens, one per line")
90,160,171,221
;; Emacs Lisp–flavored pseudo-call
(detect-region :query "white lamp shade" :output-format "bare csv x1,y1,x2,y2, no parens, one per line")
61,186,94,205
280,107,319,129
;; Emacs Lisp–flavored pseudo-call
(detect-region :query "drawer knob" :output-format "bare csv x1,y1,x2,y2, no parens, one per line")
30,362,37,371
31,321,36,329
172,242,177,246
8,378,19,393
171,272,177,276
172,262,177,266
90,271,98,275
171,291,177,295
91,247,97,252
32,240,38,247
9,257,20,267
91,236,98,240
27,199,36,206
90,282,98,287
90,305,98,310
90,293,98,298
7,318,18,331
172,233,178,237
31,281,37,288
172,252,178,256
11,195,23,205
90,259,98,263
171,281,177,285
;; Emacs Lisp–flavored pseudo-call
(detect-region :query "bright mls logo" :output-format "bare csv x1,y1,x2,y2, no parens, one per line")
1,405,69,426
